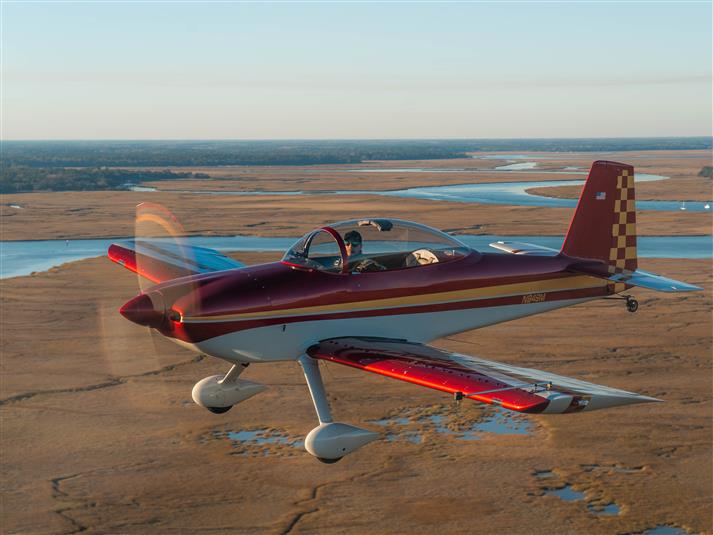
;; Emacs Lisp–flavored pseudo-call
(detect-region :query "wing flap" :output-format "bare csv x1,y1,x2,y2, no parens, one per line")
108,240,244,284
308,337,660,414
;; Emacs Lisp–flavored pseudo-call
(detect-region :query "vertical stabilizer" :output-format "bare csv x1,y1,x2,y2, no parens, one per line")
561,161,638,274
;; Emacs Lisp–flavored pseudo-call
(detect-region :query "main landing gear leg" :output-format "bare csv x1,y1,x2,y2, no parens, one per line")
201,363,249,413
298,355,333,425
298,355,378,463
222,362,249,384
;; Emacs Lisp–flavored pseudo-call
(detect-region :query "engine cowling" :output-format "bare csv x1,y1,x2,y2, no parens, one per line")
191,375,266,411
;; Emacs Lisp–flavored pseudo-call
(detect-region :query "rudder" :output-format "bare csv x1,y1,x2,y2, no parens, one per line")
561,160,637,274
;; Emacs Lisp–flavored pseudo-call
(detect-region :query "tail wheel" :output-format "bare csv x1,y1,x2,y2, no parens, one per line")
626,298,639,313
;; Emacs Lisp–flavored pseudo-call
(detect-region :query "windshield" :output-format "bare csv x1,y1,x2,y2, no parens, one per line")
282,218,473,273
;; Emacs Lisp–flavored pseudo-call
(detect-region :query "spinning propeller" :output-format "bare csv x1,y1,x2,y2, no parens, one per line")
116,202,204,330
97,202,205,404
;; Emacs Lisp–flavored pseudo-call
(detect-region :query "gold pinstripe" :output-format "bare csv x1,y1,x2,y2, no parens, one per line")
182,275,607,323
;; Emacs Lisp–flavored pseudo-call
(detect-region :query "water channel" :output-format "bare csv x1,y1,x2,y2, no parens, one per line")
133,169,711,212
2,234,710,279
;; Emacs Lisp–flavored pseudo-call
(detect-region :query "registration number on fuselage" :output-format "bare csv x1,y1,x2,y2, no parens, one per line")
522,293,546,304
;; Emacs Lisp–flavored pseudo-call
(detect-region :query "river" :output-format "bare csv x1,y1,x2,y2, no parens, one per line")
1,234,710,280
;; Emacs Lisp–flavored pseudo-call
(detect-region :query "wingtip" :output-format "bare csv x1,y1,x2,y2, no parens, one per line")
667,284,703,292
107,243,127,261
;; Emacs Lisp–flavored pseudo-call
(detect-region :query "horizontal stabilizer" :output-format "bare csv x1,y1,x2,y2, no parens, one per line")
569,263,702,293
108,240,244,284
489,241,559,256
609,269,702,292
309,337,660,414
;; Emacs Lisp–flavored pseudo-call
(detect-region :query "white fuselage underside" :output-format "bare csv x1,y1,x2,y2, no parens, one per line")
171,297,594,363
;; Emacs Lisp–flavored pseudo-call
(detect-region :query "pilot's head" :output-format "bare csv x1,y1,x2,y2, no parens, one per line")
344,230,362,257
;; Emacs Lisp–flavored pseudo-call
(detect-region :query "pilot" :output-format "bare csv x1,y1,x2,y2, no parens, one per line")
344,230,363,258
344,230,386,273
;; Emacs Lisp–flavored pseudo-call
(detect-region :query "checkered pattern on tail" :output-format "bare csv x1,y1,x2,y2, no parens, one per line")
607,170,637,293
608,170,638,273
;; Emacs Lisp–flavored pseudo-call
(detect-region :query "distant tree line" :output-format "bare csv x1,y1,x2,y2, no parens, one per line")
698,166,713,178
1,140,465,168
1,138,710,168
0,166,209,193
2,139,711,193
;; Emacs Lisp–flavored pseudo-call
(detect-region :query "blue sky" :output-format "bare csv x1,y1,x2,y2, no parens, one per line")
2,2,711,139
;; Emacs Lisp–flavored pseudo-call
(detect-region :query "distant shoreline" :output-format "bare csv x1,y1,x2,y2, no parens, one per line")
2,144,711,194
3,137,712,170
1,150,709,242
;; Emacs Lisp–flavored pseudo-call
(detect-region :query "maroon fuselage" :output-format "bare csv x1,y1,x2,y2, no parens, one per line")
121,250,609,345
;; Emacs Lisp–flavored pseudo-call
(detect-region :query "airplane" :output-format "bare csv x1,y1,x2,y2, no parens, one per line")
109,160,702,463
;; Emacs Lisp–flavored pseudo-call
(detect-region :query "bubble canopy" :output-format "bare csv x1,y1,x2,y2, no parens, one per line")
281,218,473,274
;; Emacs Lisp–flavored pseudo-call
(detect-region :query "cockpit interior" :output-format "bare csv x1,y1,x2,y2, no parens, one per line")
282,218,473,274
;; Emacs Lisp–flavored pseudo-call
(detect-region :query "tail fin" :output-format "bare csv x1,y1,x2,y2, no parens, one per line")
561,161,637,274
561,161,702,293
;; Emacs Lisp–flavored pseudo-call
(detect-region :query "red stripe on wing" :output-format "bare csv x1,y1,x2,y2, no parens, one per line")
108,243,185,284
308,338,549,413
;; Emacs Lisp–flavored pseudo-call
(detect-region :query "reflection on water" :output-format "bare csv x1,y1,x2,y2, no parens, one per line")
347,162,543,172
471,410,532,436
473,154,561,160
637,527,693,535
128,185,158,192
347,168,471,173
535,466,694,525
494,162,538,171
141,171,711,213
0,235,293,279
370,407,533,443
587,502,621,516
378,174,711,212
545,485,586,501
537,469,624,517
212,428,305,457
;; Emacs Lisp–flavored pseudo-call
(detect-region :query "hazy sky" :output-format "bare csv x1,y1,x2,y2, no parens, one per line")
2,2,711,140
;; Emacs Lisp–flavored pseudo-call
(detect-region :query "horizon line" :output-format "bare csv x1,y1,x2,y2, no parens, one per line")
3,135,713,143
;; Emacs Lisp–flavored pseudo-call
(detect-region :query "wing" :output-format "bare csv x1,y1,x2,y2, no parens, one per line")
489,241,559,256
308,337,660,414
108,239,245,284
